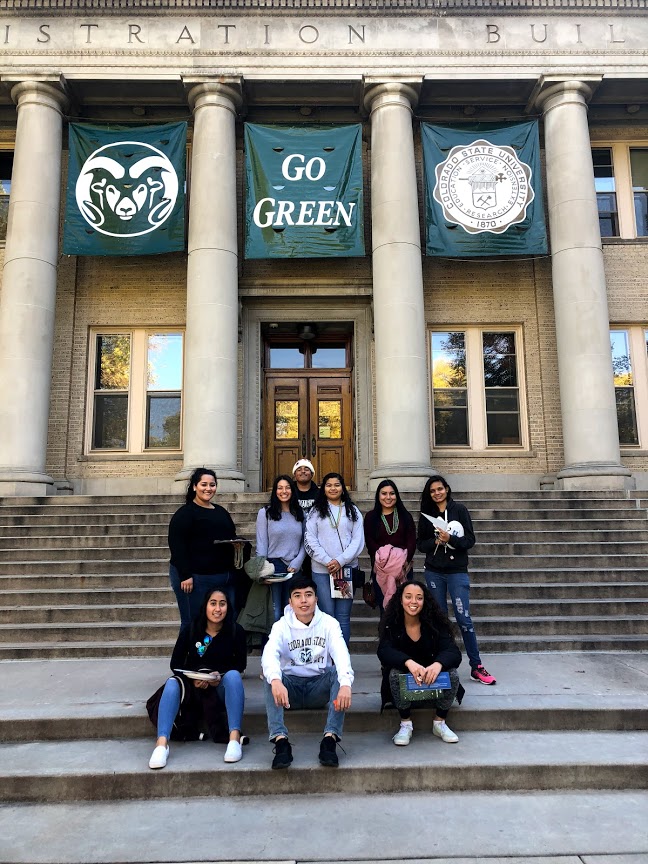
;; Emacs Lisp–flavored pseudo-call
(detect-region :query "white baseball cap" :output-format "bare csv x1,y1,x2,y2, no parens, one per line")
292,459,315,476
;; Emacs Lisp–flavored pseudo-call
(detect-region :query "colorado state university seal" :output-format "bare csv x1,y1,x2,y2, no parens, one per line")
433,139,535,235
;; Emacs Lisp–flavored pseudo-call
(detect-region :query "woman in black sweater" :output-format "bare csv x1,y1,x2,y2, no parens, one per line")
377,581,462,746
168,467,240,634
148,588,247,768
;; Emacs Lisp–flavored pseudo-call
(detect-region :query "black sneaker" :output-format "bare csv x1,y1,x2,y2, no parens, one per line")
318,734,339,768
271,737,293,770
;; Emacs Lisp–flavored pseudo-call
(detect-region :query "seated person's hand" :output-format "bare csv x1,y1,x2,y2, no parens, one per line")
405,659,427,684
335,685,352,711
422,662,443,685
194,679,209,690
271,679,290,708
436,528,450,544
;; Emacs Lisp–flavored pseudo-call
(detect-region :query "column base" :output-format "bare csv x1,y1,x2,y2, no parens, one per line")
0,470,56,497
174,467,246,494
369,465,432,493
555,462,635,491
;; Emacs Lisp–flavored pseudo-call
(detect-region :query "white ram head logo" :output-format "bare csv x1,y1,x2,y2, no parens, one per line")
75,141,179,238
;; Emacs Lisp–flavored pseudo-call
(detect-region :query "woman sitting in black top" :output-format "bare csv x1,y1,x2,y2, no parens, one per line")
377,581,462,747
168,467,241,634
147,588,247,769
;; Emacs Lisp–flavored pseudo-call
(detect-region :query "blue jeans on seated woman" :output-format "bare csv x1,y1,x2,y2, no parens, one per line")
424,569,482,670
312,571,352,646
169,565,236,634
157,670,245,739
268,558,300,622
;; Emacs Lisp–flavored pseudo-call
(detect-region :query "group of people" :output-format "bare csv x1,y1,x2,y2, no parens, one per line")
149,461,497,770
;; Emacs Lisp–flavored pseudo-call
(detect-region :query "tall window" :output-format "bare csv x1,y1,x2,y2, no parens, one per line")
592,148,619,237
88,329,183,453
0,153,13,242
610,329,642,447
630,148,648,238
592,144,648,239
430,328,525,450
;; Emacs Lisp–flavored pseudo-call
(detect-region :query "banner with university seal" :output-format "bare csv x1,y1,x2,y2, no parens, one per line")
422,121,547,257
63,122,186,256
244,123,364,259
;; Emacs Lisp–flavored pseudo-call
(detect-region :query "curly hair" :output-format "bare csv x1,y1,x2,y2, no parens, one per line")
378,580,453,641
311,472,359,522
419,475,452,517
265,475,304,522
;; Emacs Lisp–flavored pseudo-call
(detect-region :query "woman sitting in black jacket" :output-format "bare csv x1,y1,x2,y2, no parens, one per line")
377,581,462,746
147,588,247,769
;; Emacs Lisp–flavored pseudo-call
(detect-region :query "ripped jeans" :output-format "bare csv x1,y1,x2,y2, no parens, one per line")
424,569,482,670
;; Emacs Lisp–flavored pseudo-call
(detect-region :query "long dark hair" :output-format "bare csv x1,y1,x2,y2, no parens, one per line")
367,478,412,540
419,474,452,517
185,468,217,505
379,580,453,641
192,587,235,640
312,472,358,522
266,474,304,522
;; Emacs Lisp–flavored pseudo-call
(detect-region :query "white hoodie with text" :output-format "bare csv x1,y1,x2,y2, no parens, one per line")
262,605,354,688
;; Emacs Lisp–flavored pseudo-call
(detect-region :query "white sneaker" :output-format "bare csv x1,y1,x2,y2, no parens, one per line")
224,740,243,763
149,745,169,769
392,722,413,746
433,720,459,743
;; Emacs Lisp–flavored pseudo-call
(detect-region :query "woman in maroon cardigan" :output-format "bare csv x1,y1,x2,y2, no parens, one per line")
363,479,416,611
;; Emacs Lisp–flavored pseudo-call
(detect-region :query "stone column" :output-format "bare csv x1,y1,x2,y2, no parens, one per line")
536,80,631,490
364,83,432,490
0,81,67,496
177,83,245,491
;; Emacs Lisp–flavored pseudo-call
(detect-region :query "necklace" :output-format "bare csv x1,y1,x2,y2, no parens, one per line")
381,510,399,535
327,503,343,530
195,634,213,658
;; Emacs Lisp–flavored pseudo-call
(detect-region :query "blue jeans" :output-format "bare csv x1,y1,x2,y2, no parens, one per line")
312,571,352,645
269,560,300,623
157,670,245,739
170,565,236,633
264,668,344,740
424,569,482,670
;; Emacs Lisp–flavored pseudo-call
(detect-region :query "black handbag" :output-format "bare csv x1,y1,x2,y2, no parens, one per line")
351,566,366,592
362,579,378,609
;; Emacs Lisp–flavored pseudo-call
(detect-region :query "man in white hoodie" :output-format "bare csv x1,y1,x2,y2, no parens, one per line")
262,576,354,769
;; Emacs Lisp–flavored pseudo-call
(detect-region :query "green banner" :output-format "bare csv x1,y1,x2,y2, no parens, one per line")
422,121,547,257
63,122,186,256
245,123,364,259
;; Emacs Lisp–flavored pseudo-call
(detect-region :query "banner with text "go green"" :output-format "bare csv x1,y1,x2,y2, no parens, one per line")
63,122,186,256
244,123,364,259
422,121,547,258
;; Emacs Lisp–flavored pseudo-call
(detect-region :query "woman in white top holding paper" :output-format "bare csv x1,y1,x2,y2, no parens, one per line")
304,472,364,646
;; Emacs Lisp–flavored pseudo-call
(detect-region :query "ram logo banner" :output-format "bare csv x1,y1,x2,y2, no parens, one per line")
244,123,364,259
63,122,186,256
422,121,547,257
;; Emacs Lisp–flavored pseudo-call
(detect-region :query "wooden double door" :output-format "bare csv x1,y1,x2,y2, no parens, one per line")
264,371,354,489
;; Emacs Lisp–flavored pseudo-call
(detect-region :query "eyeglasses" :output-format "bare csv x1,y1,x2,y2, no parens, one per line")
195,635,212,657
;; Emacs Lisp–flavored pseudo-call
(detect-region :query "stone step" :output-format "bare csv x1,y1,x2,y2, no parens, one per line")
0,522,648,552
2,633,648,659
1,730,646,803
1,566,646,591
0,514,648,543
0,603,180,625
463,614,648,636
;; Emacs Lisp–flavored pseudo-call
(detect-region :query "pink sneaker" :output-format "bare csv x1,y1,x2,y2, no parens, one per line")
471,665,496,685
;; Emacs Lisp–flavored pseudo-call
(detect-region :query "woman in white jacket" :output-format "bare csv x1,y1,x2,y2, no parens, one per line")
304,472,365,645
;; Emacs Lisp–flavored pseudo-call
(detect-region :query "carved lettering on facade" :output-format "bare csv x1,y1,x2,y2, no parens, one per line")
176,25,195,43
531,23,547,43
79,23,99,44
609,24,625,43
128,24,145,44
486,24,500,44
299,25,319,44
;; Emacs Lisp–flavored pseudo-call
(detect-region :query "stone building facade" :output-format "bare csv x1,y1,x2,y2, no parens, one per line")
0,0,647,495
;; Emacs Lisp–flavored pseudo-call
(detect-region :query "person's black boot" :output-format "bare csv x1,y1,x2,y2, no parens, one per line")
271,737,293,769
318,734,339,767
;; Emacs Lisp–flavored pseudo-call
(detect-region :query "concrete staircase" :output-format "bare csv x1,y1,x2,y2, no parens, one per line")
1,491,648,659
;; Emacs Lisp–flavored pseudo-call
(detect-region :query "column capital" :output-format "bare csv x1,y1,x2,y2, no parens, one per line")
10,80,68,114
534,79,593,115
186,81,243,116
363,81,420,116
